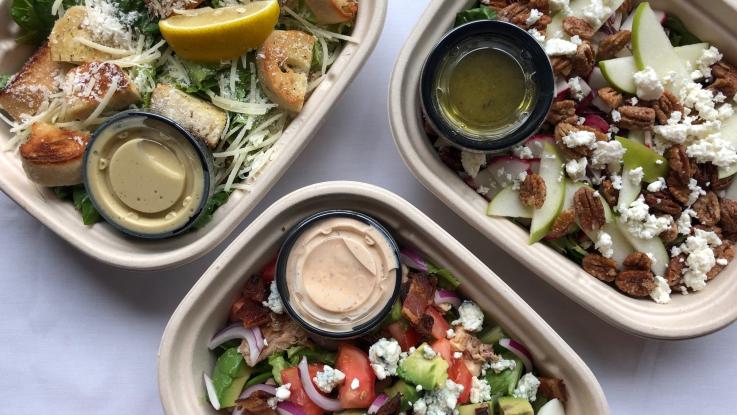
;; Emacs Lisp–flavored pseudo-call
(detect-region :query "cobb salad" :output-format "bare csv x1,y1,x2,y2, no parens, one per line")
432,0,737,304
0,0,356,229
205,249,568,415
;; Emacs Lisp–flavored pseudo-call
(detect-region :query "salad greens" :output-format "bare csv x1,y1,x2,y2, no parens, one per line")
454,5,496,27
0,74,11,89
10,0,79,44
192,190,231,230
53,185,101,225
664,15,702,47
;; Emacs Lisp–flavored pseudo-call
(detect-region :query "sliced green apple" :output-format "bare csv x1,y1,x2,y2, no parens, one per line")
725,174,737,200
627,130,646,145
529,143,566,243
615,218,669,276
599,43,709,94
577,195,633,265
487,186,533,219
546,0,625,39
562,180,586,212
617,169,641,211
616,136,668,182
717,112,737,178
632,2,689,89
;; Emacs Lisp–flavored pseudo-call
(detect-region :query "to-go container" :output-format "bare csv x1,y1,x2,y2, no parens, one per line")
0,0,386,270
158,181,609,415
389,0,737,339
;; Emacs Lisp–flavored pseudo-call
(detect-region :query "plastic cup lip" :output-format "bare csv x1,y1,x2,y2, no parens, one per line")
420,19,555,153
82,110,215,240
275,209,402,339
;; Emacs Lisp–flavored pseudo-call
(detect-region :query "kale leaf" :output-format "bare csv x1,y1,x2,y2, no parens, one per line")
455,6,497,27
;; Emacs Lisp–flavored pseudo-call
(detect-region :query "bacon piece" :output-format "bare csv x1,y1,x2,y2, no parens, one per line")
242,274,268,302
232,299,271,328
235,390,277,415
401,273,435,325
538,377,568,402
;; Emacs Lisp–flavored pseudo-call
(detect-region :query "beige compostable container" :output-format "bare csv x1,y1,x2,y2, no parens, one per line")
0,0,386,270
389,0,737,339
157,181,609,415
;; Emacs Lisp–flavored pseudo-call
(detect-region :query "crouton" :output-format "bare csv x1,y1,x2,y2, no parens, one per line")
48,6,118,64
144,0,204,19
20,123,89,187
62,62,140,121
257,30,316,113
149,83,226,148
0,44,69,121
305,0,358,24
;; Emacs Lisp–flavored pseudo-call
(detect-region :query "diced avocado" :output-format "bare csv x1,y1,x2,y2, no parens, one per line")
458,402,495,415
211,347,252,408
498,397,534,415
384,380,420,411
397,343,449,390
485,352,523,396
478,325,506,345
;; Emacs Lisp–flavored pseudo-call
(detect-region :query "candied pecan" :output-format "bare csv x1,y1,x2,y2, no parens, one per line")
708,241,736,280
623,252,652,271
660,220,679,243
644,191,682,215
529,0,551,14
547,209,576,239
665,255,685,288
666,174,691,205
520,173,547,208
574,187,606,233
617,105,656,130
666,145,692,185
692,192,720,226
547,100,577,125
550,56,573,77
600,179,619,207
572,41,595,77
538,377,568,402
720,199,737,233
649,91,684,125
554,123,606,158
498,3,529,26
713,175,734,191
563,16,594,39
709,61,737,100
692,161,718,190
597,87,623,109
615,270,656,297
582,254,618,282
597,30,631,61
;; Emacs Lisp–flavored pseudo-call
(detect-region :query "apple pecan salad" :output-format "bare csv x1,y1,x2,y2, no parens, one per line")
430,1,737,303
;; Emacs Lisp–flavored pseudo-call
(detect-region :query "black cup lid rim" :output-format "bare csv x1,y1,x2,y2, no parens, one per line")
420,19,555,152
275,209,402,339
82,110,214,240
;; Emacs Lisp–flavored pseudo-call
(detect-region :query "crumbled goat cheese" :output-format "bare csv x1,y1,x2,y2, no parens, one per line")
595,231,614,258
267,383,292,409
416,384,423,392
653,119,720,144
314,366,345,394
628,167,644,185
686,134,737,168
562,130,596,148
513,373,541,402
718,258,729,266
412,380,464,415
369,338,401,380
526,8,543,25
680,80,718,121
470,377,492,404
677,209,696,235
633,67,664,100
511,171,529,191
715,92,727,103
461,151,486,178
611,109,621,122
350,378,360,390
629,97,639,105
544,38,578,56
591,140,626,171
568,76,586,101
671,229,722,291
452,301,484,332
650,276,672,304
513,145,534,159
718,103,734,120
262,280,284,314
619,195,674,239
446,328,455,339
687,178,706,206
696,46,723,79
482,358,517,375
570,35,582,45
422,345,437,360
453,352,463,359
565,158,588,182
647,177,666,192
528,28,546,43
611,173,622,190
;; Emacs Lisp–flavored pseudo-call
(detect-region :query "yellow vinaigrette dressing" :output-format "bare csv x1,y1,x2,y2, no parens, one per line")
436,46,535,138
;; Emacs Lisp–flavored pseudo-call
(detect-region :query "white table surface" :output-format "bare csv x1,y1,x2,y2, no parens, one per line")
1,1,736,414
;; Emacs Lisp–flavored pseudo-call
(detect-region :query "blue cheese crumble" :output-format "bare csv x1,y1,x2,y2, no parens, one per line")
368,338,401,380
313,366,345,394
451,301,484,332
412,380,464,415
512,373,540,402
469,377,492,404
262,280,284,314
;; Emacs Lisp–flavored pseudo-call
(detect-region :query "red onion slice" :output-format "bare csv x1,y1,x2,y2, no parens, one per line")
434,289,461,308
253,326,265,351
297,357,343,411
277,401,307,415
209,323,262,366
399,247,428,272
583,114,609,133
239,383,277,400
368,394,389,414
499,338,533,373
203,373,221,410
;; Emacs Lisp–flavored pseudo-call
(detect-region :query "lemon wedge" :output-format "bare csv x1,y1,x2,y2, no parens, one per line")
159,1,280,62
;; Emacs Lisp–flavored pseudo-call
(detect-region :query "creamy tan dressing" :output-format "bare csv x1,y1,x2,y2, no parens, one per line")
85,117,207,236
284,217,398,333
